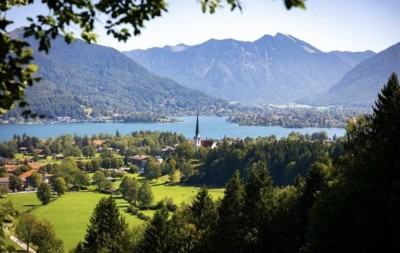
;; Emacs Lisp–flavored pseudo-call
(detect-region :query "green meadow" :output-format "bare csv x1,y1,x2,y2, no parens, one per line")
1,176,224,251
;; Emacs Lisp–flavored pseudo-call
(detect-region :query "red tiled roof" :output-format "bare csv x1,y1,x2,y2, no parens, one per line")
5,164,17,172
19,169,38,179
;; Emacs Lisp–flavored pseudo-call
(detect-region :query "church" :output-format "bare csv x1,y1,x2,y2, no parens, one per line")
193,115,218,151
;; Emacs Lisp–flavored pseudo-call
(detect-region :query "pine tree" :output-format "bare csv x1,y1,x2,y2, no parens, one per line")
139,207,170,253
189,187,217,252
82,197,128,252
213,170,245,253
306,73,400,252
242,162,273,252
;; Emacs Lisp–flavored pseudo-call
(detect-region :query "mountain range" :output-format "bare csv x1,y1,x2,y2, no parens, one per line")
6,29,226,118
6,30,399,119
314,42,400,106
124,33,375,104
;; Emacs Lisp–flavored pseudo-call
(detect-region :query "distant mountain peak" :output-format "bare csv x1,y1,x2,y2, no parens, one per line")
274,32,298,43
166,43,189,52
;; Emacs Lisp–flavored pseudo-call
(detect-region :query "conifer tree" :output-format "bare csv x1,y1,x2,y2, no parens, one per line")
139,207,170,253
189,187,217,252
242,161,273,252
213,170,245,253
82,197,128,253
306,73,400,252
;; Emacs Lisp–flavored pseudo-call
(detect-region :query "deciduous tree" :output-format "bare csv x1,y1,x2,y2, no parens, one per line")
37,182,52,205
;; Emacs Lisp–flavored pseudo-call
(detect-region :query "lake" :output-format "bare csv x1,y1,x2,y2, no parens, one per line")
0,116,346,142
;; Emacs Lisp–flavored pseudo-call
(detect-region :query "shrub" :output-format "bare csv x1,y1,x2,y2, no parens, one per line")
137,212,150,221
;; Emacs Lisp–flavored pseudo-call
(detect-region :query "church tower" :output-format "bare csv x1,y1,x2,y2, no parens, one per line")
194,114,201,151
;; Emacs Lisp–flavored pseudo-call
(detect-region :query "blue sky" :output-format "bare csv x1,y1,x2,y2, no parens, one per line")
7,0,400,52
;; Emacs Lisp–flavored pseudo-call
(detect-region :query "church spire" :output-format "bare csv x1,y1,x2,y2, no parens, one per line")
195,113,200,138
194,113,201,151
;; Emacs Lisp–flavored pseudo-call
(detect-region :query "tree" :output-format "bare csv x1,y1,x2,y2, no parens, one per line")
176,142,195,161
189,187,217,252
9,174,24,191
31,219,64,253
213,170,245,252
144,157,161,181
139,207,170,252
37,182,52,205
306,73,400,252
138,181,154,209
82,145,95,158
81,197,128,252
120,177,140,204
29,171,42,188
180,162,194,181
242,162,274,252
92,171,106,191
53,177,67,195
16,213,38,251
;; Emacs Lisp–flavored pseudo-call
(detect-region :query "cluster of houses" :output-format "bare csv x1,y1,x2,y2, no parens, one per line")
0,156,51,191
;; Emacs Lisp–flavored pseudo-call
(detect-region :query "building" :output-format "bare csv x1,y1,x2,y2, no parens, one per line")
194,114,201,151
192,115,218,151
0,178,9,188
201,140,218,149
129,155,150,172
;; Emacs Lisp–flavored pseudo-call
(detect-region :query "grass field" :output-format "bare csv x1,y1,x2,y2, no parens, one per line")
0,193,41,213
1,173,224,251
31,191,146,251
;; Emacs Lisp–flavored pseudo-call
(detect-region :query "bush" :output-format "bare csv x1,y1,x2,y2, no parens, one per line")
165,198,177,212
137,212,150,221
153,200,165,210
129,165,139,173
127,205,139,215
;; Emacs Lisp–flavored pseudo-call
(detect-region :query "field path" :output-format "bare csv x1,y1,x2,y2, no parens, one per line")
9,235,36,253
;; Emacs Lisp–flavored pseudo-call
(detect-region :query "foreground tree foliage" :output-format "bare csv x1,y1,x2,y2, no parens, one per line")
305,73,400,252
79,197,129,253
0,0,305,117
16,213,64,253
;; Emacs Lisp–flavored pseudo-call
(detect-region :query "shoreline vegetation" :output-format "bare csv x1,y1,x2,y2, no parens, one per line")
1,105,369,129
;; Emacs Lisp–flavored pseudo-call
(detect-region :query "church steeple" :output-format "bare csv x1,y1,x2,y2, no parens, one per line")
194,114,201,151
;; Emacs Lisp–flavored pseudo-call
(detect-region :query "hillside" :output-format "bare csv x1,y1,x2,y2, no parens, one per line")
6,29,227,118
315,43,400,107
124,33,374,104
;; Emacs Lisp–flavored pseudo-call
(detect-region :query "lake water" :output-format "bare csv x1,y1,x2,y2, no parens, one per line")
0,116,346,142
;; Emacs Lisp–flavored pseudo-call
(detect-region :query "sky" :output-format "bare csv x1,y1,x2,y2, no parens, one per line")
6,0,400,53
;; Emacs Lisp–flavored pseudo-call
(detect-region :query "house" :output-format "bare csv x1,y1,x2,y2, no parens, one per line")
0,178,9,188
129,155,150,172
162,146,175,156
91,139,105,150
201,140,218,149
18,147,28,154
5,164,17,173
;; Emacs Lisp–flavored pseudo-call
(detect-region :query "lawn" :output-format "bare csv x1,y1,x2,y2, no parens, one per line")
32,191,125,251
0,193,41,213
